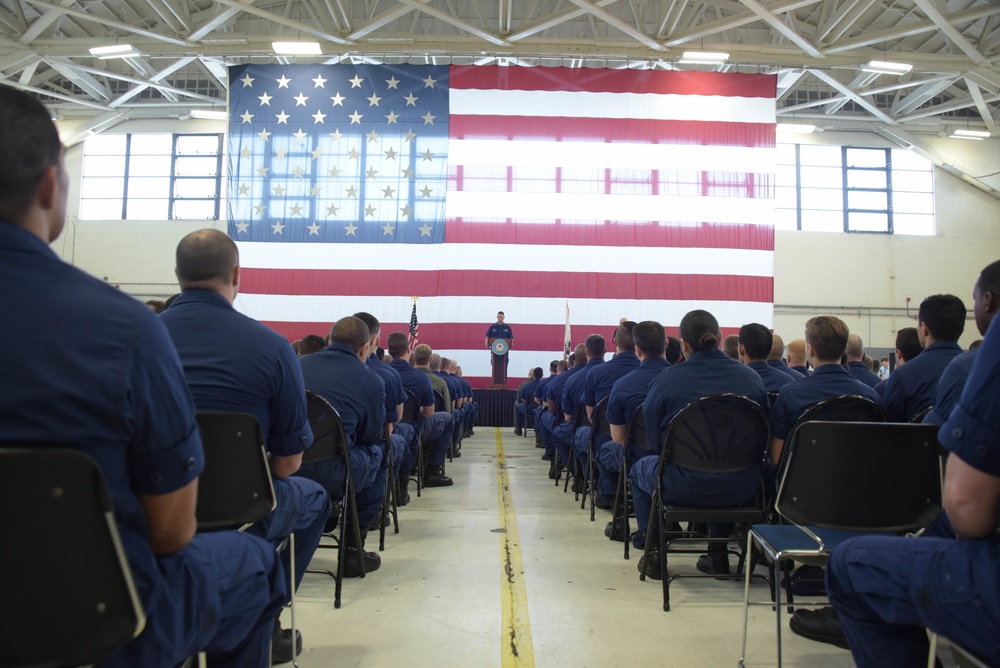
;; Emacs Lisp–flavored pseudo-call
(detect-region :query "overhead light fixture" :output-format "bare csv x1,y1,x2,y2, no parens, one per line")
949,129,991,140
89,44,141,59
679,51,729,65
272,41,322,55
776,123,816,134
190,110,228,120
861,60,912,75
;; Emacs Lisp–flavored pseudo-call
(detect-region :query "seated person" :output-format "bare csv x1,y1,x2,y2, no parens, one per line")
767,333,804,380
387,333,454,489
297,334,326,356
786,338,810,376
553,335,606,476
740,323,797,395
595,321,672,509
429,352,463,456
631,310,769,577
0,86,285,667
881,294,966,421
722,334,741,361
541,345,587,475
874,326,922,396
534,361,561,455
452,362,478,436
845,333,880,389
514,368,542,436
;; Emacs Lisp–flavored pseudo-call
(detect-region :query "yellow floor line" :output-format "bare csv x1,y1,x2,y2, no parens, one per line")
495,427,536,668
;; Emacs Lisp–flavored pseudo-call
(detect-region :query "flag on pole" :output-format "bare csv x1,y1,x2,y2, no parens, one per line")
407,299,419,352
563,302,572,359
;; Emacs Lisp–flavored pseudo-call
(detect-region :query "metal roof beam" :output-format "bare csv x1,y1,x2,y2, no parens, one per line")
397,0,510,46
889,75,957,116
663,0,821,47
910,0,986,65
211,0,354,45
809,68,894,124
966,79,997,130
739,0,822,58
507,0,619,41
825,5,1000,54
565,0,664,50
186,5,242,41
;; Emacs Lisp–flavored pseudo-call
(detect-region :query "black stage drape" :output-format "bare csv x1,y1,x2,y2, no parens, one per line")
473,389,516,427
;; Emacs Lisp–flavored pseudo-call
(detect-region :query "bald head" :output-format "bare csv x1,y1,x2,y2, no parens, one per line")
176,229,239,293
846,333,865,361
429,353,442,371
786,338,807,367
768,334,785,362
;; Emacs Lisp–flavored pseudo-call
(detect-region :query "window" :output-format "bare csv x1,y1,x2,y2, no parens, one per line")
80,133,223,220
775,143,934,234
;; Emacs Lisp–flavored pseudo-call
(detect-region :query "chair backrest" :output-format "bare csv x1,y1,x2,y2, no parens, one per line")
572,399,589,429
625,403,646,448
194,412,276,531
433,389,446,412
766,391,779,408
304,390,348,465
661,394,770,473
793,394,885,426
401,388,419,424
911,405,934,423
777,421,943,532
0,447,145,667
591,396,612,438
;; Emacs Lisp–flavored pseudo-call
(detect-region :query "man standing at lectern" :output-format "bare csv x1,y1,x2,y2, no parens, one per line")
486,311,514,373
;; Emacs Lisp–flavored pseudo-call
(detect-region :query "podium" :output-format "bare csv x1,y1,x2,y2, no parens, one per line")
488,337,511,388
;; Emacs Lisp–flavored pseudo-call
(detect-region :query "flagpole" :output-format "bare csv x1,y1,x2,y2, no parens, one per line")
563,301,571,361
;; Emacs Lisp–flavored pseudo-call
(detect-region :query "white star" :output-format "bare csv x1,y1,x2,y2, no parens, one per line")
422,149,434,161
257,92,272,106
386,76,400,89
404,129,417,142
345,185,358,198
327,203,340,216
240,74,254,87
366,166,378,179
402,167,415,179
292,165,304,178
382,185,395,198
348,147,360,160
256,165,270,177
294,92,309,106
275,110,289,124
307,221,321,235
422,112,436,125
419,185,433,197
367,93,381,106
329,129,342,142
254,203,267,215
365,204,377,217
312,110,326,124
404,93,418,106
367,129,380,143
381,221,395,235
240,111,254,123
349,75,364,88
344,222,358,236
272,184,285,196
293,129,308,142
238,183,250,196
275,148,287,160
401,205,414,217
328,166,341,178
276,75,291,88
312,74,327,88
311,148,322,160
271,221,285,234
419,223,433,236
290,203,304,216
384,147,397,160
422,75,437,88
385,111,399,124
330,93,345,106
236,221,250,233
257,128,271,141
309,186,321,197
349,111,363,124
240,147,251,158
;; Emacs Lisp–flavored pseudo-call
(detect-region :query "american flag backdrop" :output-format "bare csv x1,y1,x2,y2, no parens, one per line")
407,300,419,353
228,64,776,388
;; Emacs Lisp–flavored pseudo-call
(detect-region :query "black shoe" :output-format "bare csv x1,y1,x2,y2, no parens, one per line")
541,452,554,461
451,447,462,458
696,554,732,578
424,466,454,487
571,477,587,494
594,495,612,510
396,477,410,506
789,607,850,650
548,460,563,479
271,618,303,665
468,428,475,436
782,565,827,597
604,517,627,541
638,550,662,580
514,427,523,436
341,546,381,578
368,513,391,531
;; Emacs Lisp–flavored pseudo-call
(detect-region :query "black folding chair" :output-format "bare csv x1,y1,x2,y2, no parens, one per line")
640,394,771,611
301,392,365,609
610,404,645,559
377,419,400,552
0,447,146,668
401,388,423,497
585,396,611,518
434,389,454,464
522,389,536,438
739,421,943,668
562,401,590,496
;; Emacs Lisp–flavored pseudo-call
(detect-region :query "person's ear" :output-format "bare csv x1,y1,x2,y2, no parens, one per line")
36,165,58,211
985,290,999,316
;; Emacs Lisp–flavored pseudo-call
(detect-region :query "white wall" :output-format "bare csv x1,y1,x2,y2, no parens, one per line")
53,119,1000,351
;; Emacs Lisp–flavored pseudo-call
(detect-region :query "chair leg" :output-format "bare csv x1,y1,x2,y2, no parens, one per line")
739,532,754,667
553,451,561,487
658,495,670,612
564,452,574,494
584,447,593,514
288,533,296,667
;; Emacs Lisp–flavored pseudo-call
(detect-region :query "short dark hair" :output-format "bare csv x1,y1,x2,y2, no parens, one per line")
679,310,721,352
532,367,543,380
549,360,558,373
895,327,922,362
666,336,684,364
615,321,636,352
633,321,666,357
804,316,850,362
352,311,380,337
738,323,773,361
0,86,63,225
918,294,966,342
298,334,327,356
375,346,385,359
331,316,369,352
979,260,1000,299
145,299,166,314
722,334,740,360
175,229,238,286
387,331,409,358
585,333,606,358
497,311,504,315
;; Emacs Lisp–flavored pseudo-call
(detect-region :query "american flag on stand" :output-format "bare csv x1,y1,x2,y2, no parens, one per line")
407,300,419,352
229,64,776,388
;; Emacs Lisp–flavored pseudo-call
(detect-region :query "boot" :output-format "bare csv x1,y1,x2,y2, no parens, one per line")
514,426,523,436
342,528,381,578
397,474,411,506
424,464,453,487
271,615,303,665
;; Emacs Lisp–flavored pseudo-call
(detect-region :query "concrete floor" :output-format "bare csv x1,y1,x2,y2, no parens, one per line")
290,428,855,667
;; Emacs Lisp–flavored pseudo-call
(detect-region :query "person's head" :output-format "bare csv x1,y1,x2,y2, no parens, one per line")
145,299,166,314
666,336,684,364
291,339,301,354
917,294,966,345
585,333,606,360
353,311,381,355
864,355,877,372
615,321,636,353
441,357,452,373
722,334,740,361
175,229,240,301
556,360,568,373
496,311,505,324
969,339,983,351
0,86,66,242
738,323,773,362
786,338,807,367
846,332,865,361
331,316,370,359
532,367,543,380
880,356,889,367
973,260,1000,336
298,334,327,356
376,346,385,360
573,343,587,365
804,316,850,365
429,353,442,371
633,320,666,360
768,334,785,362
895,327,922,364
549,360,558,375
678,309,721,356
413,343,432,367
387,331,409,359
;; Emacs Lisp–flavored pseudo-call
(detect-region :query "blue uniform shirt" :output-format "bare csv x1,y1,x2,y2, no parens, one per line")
606,357,671,425
643,349,768,452
924,349,978,426
881,341,964,421
486,322,514,340
518,378,539,402
583,351,640,408
434,369,461,407
791,365,810,376
768,359,805,380
771,363,881,440
847,361,881,389
940,318,1000,476
748,360,797,393
368,353,406,422
561,358,604,418
0,222,203,614
301,343,386,447
545,363,585,409
390,357,435,409
160,289,312,456
534,375,555,404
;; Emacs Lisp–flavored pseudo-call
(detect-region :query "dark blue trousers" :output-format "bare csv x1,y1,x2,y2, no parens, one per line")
420,411,453,466
294,442,388,529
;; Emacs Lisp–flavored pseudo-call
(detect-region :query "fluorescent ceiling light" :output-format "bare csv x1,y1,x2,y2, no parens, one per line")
949,129,991,140
89,44,140,59
190,110,228,120
861,60,912,75
679,51,728,64
272,41,322,55
776,123,816,134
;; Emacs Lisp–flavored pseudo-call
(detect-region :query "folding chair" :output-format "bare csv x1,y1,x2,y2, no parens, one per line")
301,392,365,609
911,405,934,423
640,394,771,611
739,421,943,668
522,389,536,438
401,388,423,497
585,396,611,519
610,404,645,559
378,418,400,551
1,447,145,668
562,401,590,496
434,389,454,464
